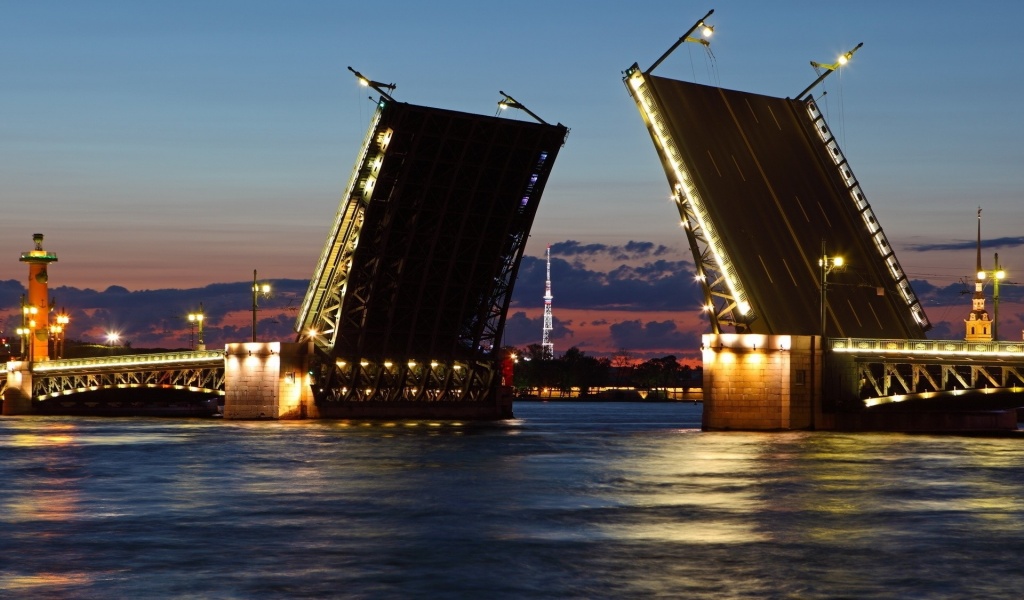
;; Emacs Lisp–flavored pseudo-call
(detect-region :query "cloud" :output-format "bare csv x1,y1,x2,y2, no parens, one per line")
510,254,701,312
907,236,1024,252
502,311,573,348
2,279,308,349
609,319,699,352
550,240,672,260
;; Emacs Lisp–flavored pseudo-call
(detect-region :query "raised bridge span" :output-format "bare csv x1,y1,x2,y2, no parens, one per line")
624,24,1021,430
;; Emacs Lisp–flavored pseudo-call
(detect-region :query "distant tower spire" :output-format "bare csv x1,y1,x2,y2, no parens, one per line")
965,207,992,342
541,245,554,359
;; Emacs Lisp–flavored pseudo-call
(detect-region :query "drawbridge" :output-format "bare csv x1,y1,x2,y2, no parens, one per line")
295,79,568,418
623,27,930,339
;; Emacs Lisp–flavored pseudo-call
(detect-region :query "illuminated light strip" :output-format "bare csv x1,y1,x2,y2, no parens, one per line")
863,386,1024,405
805,101,930,330
628,70,752,318
297,102,387,331
32,352,224,373
831,337,1024,358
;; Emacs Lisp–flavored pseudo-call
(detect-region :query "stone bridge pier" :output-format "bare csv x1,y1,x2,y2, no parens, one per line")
223,342,316,419
2,361,33,416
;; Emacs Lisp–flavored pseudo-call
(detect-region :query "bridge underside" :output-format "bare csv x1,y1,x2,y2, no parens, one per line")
297,98,567,417
625,67,929,338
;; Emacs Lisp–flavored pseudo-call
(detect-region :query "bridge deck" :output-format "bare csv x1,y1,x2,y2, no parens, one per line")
631,72,928,338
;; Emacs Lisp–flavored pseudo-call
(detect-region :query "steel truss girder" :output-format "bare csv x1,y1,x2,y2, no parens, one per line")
804,100,930,332
856,359,1024,399
623,64,752,333
32,365,225,400
317,358,496,404
297,104,386,352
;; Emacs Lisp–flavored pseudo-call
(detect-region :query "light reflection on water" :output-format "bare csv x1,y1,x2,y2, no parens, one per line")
1,403,1023,598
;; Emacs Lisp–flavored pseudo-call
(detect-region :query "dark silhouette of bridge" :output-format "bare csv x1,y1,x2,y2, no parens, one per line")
293,89,568,418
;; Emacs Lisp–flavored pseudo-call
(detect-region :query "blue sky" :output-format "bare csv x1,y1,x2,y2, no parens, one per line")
3,1,1024,357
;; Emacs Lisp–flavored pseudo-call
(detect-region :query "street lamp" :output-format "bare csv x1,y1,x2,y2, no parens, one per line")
980,253,1007,340
819,241,845,338
252,270,271,343
49,323,63,359
16,327,30,361
188,303,205,350
55,312,69,358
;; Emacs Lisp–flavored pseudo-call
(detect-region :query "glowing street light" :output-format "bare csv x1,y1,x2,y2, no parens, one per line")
188,304,205,350
106,332,121,355
54,312,70,358
252,270,272,343
797,42,864,100
645,9,715,75
16,327,30,361
819,241,846,337
980,253,1009,340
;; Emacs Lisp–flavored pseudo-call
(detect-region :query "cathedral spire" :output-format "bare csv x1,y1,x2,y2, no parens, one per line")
965,207,992,342
976,207,983,276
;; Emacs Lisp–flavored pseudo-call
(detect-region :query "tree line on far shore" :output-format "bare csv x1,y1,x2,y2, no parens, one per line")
505,344,701,399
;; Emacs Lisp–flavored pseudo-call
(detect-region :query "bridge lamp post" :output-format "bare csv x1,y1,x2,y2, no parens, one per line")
55,312,69,358
980,253,1007,340
49,323,63,359
21,302,38,359
252,270,272,343
16,327,30,361
188,304,205,350
819,248,845,338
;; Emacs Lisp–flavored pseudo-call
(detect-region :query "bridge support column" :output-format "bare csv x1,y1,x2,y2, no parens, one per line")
702,334,822,430
2,361,34,415
223,342,317,419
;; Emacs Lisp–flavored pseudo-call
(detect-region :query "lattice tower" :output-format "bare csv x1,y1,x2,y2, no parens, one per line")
541,245,554,359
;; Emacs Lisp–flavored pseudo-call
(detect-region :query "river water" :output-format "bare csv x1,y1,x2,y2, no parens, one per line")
1,402,1023,599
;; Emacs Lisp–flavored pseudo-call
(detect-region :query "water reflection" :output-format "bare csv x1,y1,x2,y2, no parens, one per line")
1,406,1023,598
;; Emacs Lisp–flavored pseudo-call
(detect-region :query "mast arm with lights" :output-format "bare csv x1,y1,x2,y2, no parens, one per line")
347,66,396,102
497,91,548,125
645,9,714,74
796,42,863,101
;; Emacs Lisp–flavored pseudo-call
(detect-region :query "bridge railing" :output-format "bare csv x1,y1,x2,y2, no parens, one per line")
30,349,225,372
830,338,1024,356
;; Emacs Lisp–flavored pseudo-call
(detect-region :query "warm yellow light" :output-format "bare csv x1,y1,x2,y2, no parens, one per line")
407,360,417,368
837,54,849,66
358,77,369,87
701,25,714,38
996,270,1006,279
978,271,987,280
833,256,844,267
384,361,393,368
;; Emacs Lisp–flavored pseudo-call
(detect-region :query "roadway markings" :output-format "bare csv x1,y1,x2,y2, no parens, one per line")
731,154,746,181
793,195,811,223
757,255,775,284
782,259,799,287
706,150,722,177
